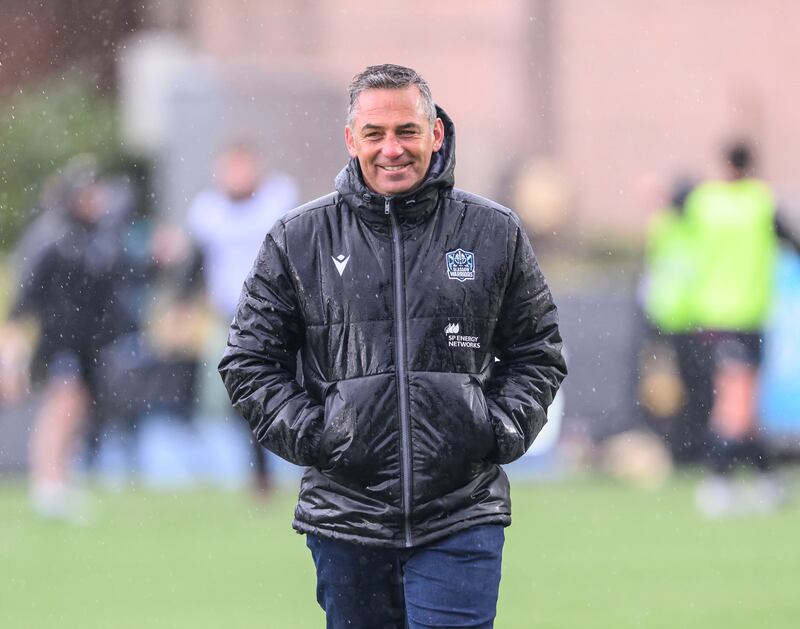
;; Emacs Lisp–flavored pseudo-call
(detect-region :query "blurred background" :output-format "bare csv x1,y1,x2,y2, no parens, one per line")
1,1,800,628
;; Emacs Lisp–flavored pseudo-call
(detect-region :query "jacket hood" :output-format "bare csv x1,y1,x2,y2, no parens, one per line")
334,105,456,225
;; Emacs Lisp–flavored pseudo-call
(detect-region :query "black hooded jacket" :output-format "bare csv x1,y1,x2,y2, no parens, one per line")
219,107,566,548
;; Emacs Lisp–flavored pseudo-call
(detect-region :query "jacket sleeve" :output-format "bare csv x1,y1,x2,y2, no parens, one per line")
218,224,323,466
484,222,567,464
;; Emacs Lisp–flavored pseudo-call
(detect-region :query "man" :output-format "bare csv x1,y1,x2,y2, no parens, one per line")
187,143,299,496
219,64,566,628
685,141,800,516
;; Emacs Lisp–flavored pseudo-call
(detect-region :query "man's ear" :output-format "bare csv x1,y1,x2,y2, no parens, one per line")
432,118,445,152
345,125,358,158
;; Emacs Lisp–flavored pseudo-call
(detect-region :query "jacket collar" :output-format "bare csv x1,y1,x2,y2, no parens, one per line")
335,105,456,231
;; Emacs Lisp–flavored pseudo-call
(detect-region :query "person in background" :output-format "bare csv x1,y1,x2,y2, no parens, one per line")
219,64,566,628
186,142,299,498
640,176,713,462
686,140,800,516
0,156,140,520
643,177,696,336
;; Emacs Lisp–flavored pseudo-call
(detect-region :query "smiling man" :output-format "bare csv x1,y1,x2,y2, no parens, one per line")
219,64,567,628
344,84,444,195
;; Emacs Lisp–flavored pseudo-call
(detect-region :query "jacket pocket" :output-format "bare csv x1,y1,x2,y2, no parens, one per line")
467,375,496,460
408,372,497,502
316,375,398,491
318,384,357,473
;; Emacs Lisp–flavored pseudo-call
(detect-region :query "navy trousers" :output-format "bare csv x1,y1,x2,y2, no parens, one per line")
306,524,505,629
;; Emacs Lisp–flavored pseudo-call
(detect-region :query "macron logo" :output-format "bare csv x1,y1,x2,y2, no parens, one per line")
444,322,460,335
332,254,350,276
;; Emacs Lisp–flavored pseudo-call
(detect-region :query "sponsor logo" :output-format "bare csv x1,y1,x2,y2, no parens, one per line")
332,254,350,276
444,322,481,349
445,248,475,282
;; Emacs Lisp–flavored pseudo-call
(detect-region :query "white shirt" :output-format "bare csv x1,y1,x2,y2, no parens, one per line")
187,173,299,316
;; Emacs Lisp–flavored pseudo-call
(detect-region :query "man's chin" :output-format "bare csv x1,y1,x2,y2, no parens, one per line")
374,177,422,197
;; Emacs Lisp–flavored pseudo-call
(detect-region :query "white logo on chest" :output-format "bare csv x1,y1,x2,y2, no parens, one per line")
446,248,476,282
444,322,481,349
332,254,350,276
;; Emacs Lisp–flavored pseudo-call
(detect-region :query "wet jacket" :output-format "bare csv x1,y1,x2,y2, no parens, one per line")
219,107,567,548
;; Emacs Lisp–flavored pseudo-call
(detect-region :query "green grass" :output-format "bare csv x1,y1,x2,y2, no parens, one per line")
1,474,798,628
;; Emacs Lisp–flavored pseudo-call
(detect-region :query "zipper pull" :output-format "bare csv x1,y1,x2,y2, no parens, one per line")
384,198,391,215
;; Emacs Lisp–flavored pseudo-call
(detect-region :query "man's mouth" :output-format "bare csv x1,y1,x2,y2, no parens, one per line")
379,164,411,172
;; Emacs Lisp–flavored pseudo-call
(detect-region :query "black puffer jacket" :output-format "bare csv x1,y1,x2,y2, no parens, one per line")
219,108,566,548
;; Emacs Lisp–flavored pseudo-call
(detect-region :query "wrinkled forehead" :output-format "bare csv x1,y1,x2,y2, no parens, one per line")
350,86,427,126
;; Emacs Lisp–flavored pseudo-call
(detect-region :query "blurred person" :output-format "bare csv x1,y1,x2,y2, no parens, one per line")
685,140,800,516
97,222,205,477
186,142,299,497
0,156,141,520
639,176,714,462
219,64,566,628
642,176,696,335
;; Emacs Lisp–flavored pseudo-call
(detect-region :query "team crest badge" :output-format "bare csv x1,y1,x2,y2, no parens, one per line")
446,248,476,282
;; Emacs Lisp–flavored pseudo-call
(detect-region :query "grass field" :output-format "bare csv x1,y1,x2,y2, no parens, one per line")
1,473,798,628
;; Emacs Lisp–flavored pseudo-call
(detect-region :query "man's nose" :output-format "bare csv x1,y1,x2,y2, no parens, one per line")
381,136,404,158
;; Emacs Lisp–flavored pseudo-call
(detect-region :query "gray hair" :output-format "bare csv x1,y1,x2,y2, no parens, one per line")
347,64,436,129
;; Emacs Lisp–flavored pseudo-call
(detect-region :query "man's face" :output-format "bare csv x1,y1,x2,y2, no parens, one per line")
216,149,261,201
345,86,444,196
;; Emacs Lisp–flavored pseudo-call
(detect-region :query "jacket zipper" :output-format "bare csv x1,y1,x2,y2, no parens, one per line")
386,197,413,547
